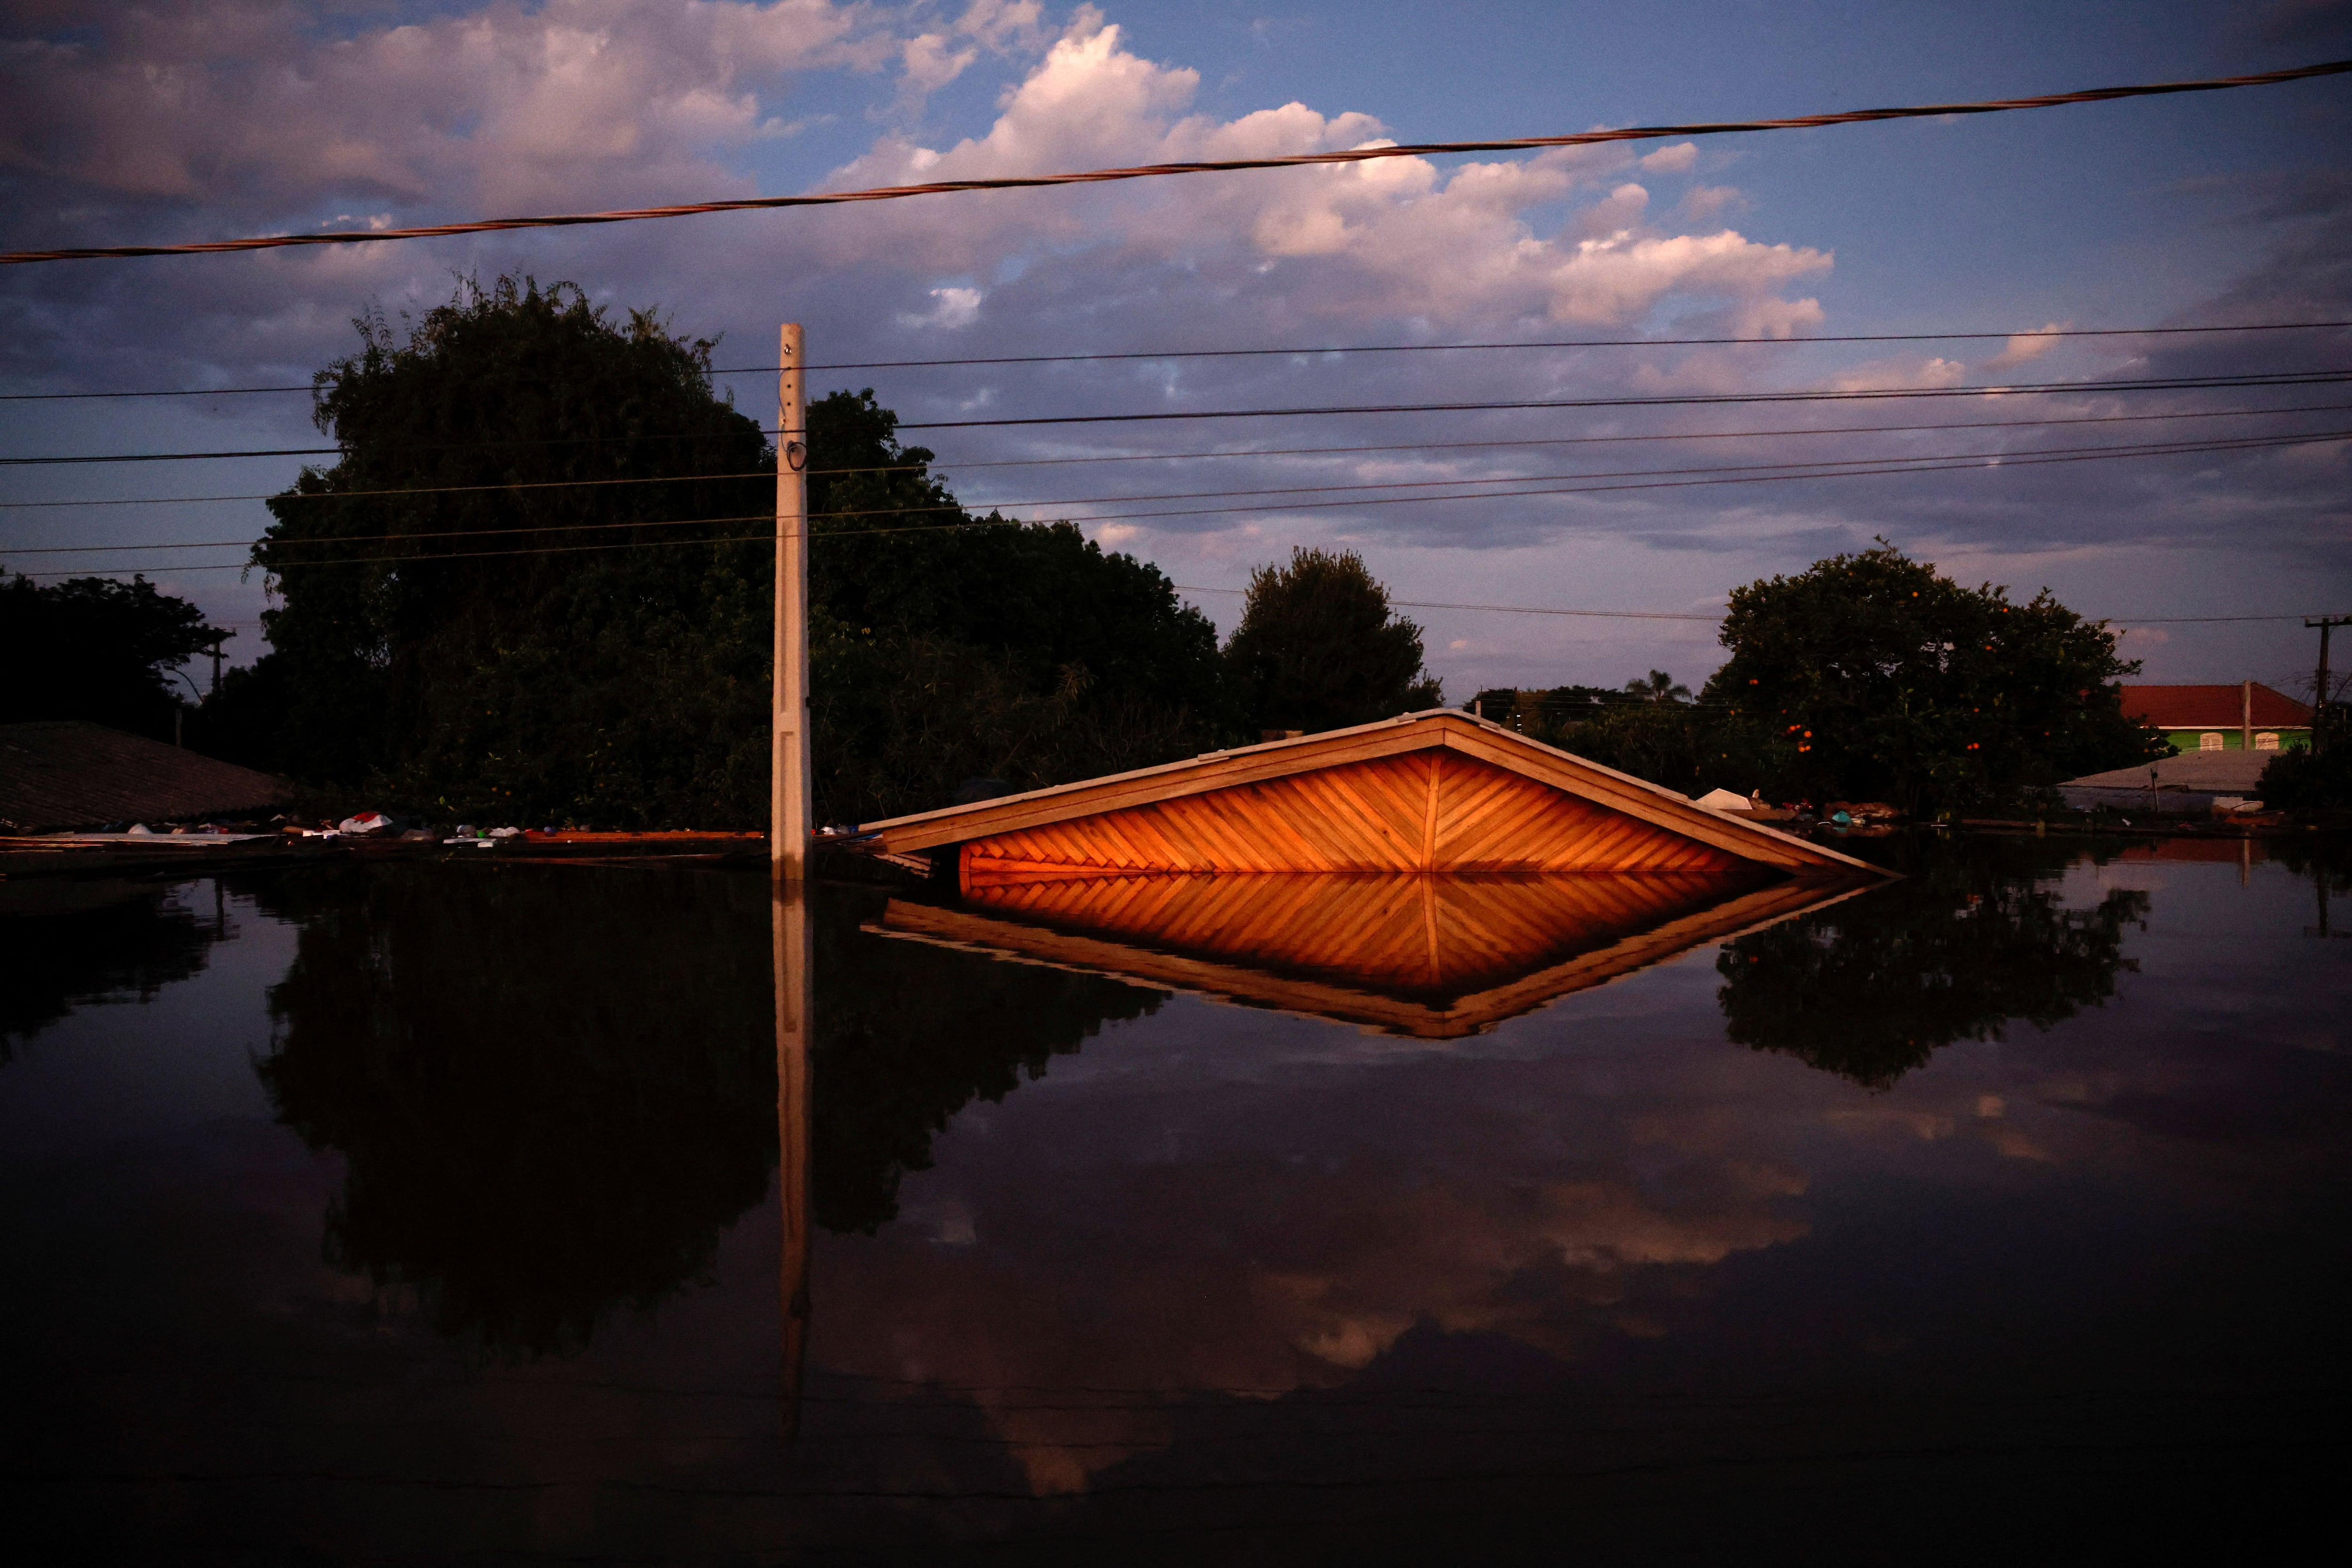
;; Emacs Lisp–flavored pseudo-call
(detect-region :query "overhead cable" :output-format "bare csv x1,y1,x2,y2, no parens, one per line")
7,368,2345,465
5,59,2345,266
6,402,2346,510
7,319,2348,401
11,427,2341,575
8,427,2340,557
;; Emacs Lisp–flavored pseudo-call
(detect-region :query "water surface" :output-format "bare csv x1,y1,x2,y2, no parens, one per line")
3,836,2346,1561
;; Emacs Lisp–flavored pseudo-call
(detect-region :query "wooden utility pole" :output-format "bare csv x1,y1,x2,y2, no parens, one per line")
771,323,814,1436
2310,615,2348,756
772,324,810,879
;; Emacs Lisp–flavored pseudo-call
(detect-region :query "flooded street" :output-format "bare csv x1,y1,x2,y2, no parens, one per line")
5,836,2348,1561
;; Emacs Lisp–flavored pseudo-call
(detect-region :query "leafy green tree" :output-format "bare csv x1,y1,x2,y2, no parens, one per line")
225,277,1231,824
1703,542,2161,813
231,274,772,811
803,391,1232,822
1222,546,1440,733
0,572,227,738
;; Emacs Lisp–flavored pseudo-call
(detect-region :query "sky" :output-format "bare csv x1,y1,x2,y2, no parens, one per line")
3,0,2349,701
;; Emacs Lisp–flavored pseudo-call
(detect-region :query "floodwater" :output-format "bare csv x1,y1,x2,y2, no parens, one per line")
3,836,2348,1562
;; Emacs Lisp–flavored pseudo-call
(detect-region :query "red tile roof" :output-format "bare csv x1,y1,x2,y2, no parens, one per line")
2119,683,2313,729
0,721,291,831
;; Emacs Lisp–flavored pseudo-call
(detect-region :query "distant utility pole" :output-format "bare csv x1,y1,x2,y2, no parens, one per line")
772,323,810,879
2311,614,2349,755
208,635,225,698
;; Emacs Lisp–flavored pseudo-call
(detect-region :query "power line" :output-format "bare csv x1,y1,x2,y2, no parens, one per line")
10,426,2342,576
7,320,2347,402
6,59,2345,266
6,402,2346,511
6,368,2344,466
10,426,2340,557
890,370,2352,430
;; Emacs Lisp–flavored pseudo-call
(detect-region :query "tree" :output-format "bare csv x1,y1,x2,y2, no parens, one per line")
802,391,1232,822
222,277,1232,824
1222,546,1440,733
1623,669,1691,704
2257,702,2352,812
1702,542,2162,814
0,572,227,738
230,274,772,810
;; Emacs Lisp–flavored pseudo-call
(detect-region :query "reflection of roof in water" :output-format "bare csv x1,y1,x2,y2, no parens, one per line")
871,872,1875,1040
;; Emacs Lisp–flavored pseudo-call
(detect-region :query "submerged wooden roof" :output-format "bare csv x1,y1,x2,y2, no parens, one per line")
872,872,1874,1039
863,709,1880,880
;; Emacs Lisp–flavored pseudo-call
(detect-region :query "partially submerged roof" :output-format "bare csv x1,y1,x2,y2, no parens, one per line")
0,721,291,832
872,872,1874,1039
2120,684,2312,729
864,709,1882,883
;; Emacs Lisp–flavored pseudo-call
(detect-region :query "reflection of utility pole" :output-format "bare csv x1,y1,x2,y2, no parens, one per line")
774,879,814,1435
2308,615,2348,755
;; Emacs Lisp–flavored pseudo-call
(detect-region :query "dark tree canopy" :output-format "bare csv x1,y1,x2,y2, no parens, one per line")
1222,546,1439,733
1700,543,2163,813
214,277,1232,825
803,391,1231,822
222,275,774,812
0,573,226,738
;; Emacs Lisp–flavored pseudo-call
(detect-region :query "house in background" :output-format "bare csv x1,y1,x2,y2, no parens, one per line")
2120,682,2313,755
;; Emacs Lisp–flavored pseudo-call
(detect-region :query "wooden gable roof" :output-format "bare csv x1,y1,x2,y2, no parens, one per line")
870,872,1874,1039
862,709,1882,882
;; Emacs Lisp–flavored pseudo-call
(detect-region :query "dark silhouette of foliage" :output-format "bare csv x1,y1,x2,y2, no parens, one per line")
1222,546,1440,732
1623,669,1691,704
803,391,1232,822
2258,704,2352,811
0,573,226,739
214,280,1230,824
223,275,774,811
1716,838,2148,1089
0,879,230,1059
1701,542,2164,813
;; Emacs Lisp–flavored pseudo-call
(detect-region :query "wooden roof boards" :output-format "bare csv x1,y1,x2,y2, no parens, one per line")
869,871,1875,1040
862,709,1880,883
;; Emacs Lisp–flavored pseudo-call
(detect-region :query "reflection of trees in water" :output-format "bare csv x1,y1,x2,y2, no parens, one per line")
251,866,779,1356
1716,839,2149,1090
0,879,228,1058
813,890,1162,1234
247,868,1159,1355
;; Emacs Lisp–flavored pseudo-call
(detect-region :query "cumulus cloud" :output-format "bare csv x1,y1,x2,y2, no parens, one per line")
815,22,1831,328
0,0,892,226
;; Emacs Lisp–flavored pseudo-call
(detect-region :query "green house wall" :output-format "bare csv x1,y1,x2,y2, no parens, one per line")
2162,728,2311,754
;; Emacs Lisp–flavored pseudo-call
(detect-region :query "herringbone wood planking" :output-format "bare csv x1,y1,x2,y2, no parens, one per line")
961,750,1741,885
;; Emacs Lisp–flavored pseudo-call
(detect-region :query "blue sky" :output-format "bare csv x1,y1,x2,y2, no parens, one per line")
3,0,2347,699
